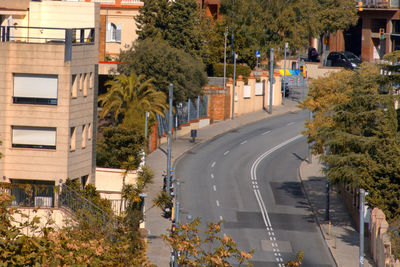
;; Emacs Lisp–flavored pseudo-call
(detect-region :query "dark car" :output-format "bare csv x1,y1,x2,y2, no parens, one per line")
326,51,361,70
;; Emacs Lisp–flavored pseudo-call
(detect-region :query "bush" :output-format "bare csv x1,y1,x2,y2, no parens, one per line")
208,63,252,79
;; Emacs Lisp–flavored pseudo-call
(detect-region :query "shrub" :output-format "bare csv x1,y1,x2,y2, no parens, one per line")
208,63,252,79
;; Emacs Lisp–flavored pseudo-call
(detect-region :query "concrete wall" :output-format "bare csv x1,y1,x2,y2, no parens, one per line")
226,71,282,118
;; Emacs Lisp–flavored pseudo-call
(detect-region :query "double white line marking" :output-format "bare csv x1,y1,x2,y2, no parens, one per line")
250,135,302,263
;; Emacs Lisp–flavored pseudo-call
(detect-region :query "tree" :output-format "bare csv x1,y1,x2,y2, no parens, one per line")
118,38,207,104
300,69,355,154
96,126,146,169
302,62,400,220
98,70,167,132
163,218,253,266
0,186,153,266
135,0,203,59
220,0,358,67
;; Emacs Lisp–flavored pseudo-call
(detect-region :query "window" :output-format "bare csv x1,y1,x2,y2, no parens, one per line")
79,73,83,91
70,127,76,151
106,22,121,42
82,124,87,148
83,73,88,97
88,123,92,140
71,74,78,98
12,126,56,149
89,72,94,89
10,179,55,208
13,74,58,105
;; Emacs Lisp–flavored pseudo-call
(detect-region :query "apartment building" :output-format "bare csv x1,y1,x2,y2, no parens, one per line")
329,0,400,62
0,0,99,207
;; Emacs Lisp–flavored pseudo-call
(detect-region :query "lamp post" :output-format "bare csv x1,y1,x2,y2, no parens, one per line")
224,27,228,90
232,52,237,119
283,42,288,105
230,0,235,63
166,84,173,196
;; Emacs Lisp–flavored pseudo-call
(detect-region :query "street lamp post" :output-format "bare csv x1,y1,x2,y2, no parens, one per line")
224,27,228,91
232,53,237,119
283,42,288,105
166,84,173,196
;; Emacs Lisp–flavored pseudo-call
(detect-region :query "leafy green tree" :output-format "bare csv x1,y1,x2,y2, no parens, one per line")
98,70,167,132
0,187,153,266
135,0,203,58
96,126,146,169
163,218,253,266
303,62,400,220
220,0,358,67
300,69,355,154
118,38,207,103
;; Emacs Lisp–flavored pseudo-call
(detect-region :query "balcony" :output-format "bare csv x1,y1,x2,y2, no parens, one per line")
0,26,95,61
359,0,400,8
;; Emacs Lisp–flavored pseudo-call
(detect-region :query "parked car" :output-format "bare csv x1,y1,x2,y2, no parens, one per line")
326,51,361,70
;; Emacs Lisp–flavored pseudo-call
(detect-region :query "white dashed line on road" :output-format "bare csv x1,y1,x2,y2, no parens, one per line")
211,174,214,179
287,122,295,126
216,200,220,207
224,150,230,155
219,216,223,221
262,130,271,135
213,185,216,191
211,161,216,168
240,140,247,145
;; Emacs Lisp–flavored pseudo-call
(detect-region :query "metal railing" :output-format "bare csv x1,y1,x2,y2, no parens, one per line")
157,95,209,136
9,184,55,208
58,184,113,228
282,75,308,102
359,0,397,8
0,26,95,62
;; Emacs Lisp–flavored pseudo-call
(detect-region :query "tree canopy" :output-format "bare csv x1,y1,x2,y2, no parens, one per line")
302,60,400,220
220,0,358,67
118,38,207,104
135,0,203,59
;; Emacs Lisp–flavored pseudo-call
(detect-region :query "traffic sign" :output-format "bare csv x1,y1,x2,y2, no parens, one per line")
256,50,260,58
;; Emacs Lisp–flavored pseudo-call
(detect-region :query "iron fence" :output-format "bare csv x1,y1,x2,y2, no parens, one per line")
157,95,209,136
282,75,308,102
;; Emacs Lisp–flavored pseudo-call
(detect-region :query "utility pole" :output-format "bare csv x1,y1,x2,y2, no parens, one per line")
359,188,365,267
230,0,235,63
307,110,313,163
283,42,288,105
144,111,149,164
166,84,173,196
231,52,237,119
269,48,274,114
224,27,228,90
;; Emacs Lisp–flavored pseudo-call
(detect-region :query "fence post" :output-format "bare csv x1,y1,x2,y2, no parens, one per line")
6,26,10,42
197,96,200,120
187,99,191,122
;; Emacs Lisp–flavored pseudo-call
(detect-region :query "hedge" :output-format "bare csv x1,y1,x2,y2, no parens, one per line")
208,63,252,79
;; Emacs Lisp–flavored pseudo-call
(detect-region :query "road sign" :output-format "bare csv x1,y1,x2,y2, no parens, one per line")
256,50,260,58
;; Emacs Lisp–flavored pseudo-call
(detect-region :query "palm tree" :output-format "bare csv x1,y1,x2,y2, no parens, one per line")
98,71,167,130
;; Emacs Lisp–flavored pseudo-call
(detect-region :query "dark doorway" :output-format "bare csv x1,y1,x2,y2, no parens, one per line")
344,18,362,57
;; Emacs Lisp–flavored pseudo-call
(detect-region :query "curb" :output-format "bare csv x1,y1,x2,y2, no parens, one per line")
297,159,338,267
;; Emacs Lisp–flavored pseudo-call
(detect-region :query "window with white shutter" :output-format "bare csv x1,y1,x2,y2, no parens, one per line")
13,74,58,105
12,126,56,149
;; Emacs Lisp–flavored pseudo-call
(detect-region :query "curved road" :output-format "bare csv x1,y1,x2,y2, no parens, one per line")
175,110,335,266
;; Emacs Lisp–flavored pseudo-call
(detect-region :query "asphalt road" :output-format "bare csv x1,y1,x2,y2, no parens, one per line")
175,110,335,267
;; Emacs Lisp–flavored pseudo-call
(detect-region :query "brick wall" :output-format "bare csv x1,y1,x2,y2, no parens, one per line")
203,87,230,122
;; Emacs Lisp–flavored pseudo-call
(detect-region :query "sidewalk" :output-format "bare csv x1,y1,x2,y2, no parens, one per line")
299,155,375,267
145,99,369,266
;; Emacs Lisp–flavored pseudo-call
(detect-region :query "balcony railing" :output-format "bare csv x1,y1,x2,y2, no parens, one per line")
358,0,399,8
0,26,95,62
